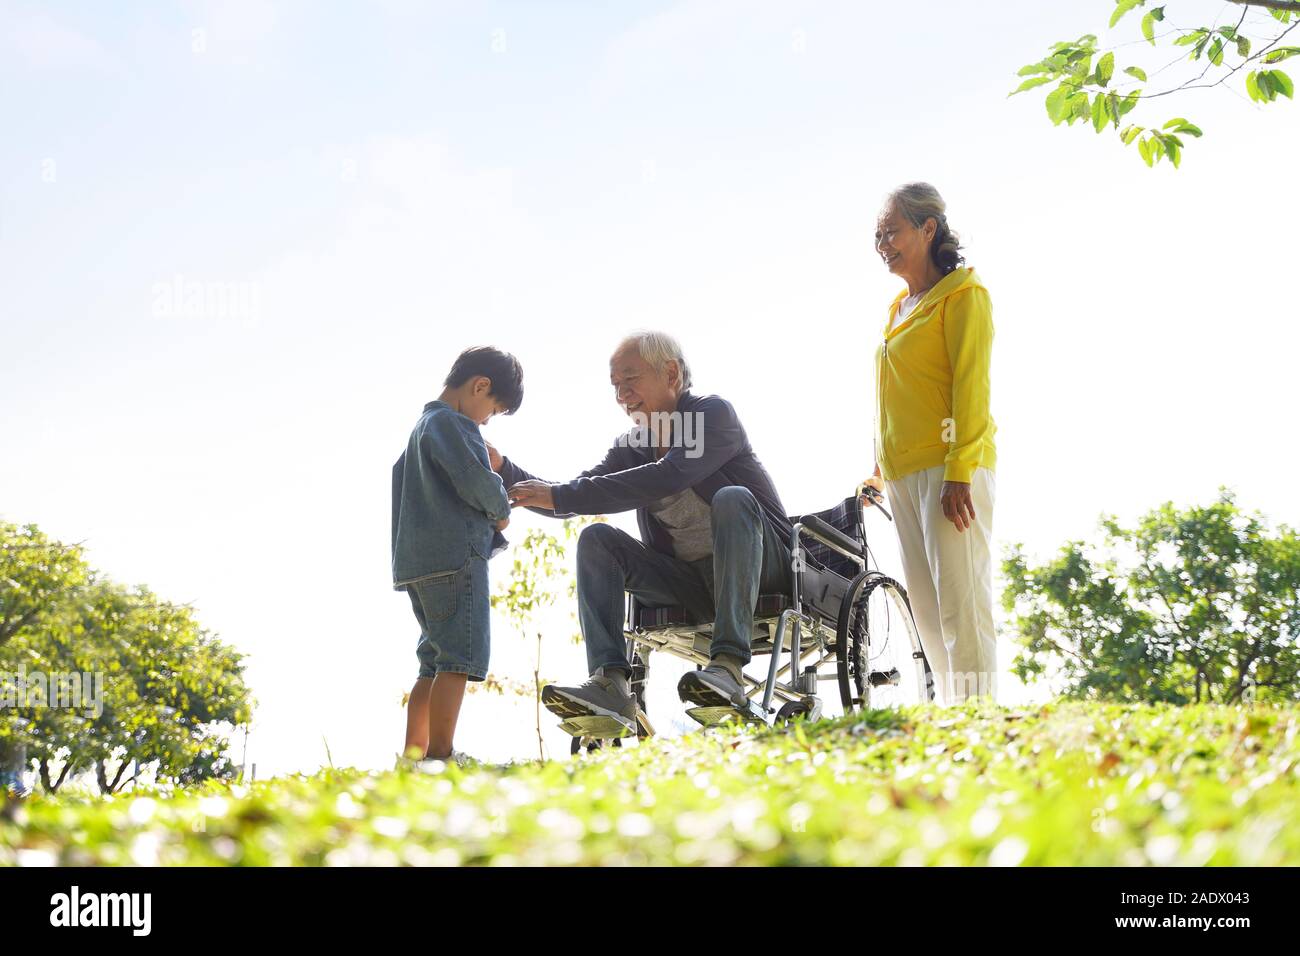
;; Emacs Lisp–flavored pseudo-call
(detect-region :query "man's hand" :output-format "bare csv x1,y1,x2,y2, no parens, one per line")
940,480,976,532
507,480,555,511
495,516,510,532
483,440,503,473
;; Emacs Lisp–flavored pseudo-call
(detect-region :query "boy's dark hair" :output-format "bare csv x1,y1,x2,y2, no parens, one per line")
444,346,524,414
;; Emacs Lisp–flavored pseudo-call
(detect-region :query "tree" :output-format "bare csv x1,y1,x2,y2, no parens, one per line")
0,523,88,791
482,517,593,761
1,520,253,793
1011,1,1298,166
1003,489,1300,703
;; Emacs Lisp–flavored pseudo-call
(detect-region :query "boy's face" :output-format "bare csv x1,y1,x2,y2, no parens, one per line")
462,376,508,425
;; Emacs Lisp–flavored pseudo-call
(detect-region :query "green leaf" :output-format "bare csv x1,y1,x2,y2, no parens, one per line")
1259,71,1277,101
1097,52,1115,86
1138,135,1154,166
1045,85,1070,124
1124,65,1148,82
1236,36,1251,59
1246,70,1261,102
1271,69,1294,99
1120,124,1144,145
1263,47,1300,64
1092,93,1109,133
1070,91,1092,125
1162,118,1203,137
1208,37,1224,67
1013,74,1055,95
1142,12,1156,45
1119,90,1141,116
1110,0,1143,30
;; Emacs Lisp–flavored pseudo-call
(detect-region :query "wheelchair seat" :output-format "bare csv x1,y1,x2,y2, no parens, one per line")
634,593,791,629
630,495,867,634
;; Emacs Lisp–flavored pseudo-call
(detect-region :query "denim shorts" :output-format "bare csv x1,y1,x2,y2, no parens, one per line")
406,555,490,681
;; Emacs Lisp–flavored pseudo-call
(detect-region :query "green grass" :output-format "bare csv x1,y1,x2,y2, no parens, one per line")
3,699,1297,865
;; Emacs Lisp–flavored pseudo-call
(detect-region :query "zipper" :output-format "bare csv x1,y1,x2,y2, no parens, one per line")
875,334,887,470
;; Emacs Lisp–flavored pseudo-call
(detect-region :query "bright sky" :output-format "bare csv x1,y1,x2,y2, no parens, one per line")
3,0,1297,777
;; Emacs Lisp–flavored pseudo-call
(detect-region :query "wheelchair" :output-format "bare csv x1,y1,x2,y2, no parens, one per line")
566,486,934,754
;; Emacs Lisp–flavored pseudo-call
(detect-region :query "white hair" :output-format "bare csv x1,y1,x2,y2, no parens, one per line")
616,330,692,389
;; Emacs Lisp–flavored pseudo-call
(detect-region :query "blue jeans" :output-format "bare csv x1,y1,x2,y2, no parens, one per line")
406,554,491,681
575,485,791,674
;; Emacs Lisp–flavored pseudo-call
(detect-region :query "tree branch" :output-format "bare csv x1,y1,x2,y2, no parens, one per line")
1137,17,1300,100
1229,1,1300,13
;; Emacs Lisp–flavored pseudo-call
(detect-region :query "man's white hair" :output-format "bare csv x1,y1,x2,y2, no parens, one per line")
616,330,692,389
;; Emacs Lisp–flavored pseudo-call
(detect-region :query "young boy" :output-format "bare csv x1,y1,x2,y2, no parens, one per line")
392,346,523,763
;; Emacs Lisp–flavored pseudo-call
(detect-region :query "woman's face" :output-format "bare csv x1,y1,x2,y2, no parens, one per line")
874,202,933,279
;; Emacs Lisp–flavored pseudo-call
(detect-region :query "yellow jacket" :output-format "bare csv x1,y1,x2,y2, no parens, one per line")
874,266,997,483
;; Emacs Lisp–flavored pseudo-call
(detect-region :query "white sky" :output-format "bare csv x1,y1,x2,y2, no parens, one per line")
3,0,1297,775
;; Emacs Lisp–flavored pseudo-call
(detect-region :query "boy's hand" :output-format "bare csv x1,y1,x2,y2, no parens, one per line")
483,440,503,472
508,480,554,510
495,516,510,532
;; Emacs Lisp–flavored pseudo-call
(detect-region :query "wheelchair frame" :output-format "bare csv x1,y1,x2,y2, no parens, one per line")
570,488,928,750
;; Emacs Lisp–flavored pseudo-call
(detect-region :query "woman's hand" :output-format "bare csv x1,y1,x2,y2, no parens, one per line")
483,440,503,473
940,480,976,532
861,467,885,504
508,480,555,511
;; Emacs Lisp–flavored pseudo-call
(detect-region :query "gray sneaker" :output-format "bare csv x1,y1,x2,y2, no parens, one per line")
677,662,748,709
542,674,638,738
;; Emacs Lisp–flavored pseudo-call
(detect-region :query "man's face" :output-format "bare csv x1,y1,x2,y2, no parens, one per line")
609,345,680,418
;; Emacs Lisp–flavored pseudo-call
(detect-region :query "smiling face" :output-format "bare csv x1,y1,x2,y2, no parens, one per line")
875,200,934,282
609,344,681,418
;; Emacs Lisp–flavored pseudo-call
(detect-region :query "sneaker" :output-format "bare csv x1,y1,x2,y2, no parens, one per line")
542,674,638,738
677,661,748,709
414,750,478,772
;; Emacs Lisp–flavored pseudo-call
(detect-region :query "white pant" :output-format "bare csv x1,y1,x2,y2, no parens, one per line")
885,465,997,705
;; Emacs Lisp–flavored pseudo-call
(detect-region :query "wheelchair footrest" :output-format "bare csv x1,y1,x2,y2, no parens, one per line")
558,714,636,739
685,703,767,729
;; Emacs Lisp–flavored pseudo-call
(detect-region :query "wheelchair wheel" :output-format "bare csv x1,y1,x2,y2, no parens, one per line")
836,571,932,711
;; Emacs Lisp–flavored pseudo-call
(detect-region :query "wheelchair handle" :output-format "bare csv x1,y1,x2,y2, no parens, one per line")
855,482,894,522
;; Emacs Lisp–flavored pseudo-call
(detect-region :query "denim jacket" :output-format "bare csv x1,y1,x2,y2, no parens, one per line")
391,401,510,587
498,390,792,558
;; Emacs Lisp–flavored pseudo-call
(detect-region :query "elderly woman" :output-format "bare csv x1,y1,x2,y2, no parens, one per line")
864,182,998,705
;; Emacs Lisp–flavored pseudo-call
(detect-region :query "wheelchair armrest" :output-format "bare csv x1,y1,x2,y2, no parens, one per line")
798,515,864,562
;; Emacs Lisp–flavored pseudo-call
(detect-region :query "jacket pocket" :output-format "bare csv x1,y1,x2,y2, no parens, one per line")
466,518,496,561
411,568,462,624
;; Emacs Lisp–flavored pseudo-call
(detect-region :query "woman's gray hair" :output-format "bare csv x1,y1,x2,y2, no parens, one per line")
618,330,692,389
888,182,965,275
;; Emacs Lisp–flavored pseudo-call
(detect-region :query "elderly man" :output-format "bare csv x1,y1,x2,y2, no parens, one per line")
493,331,793,737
